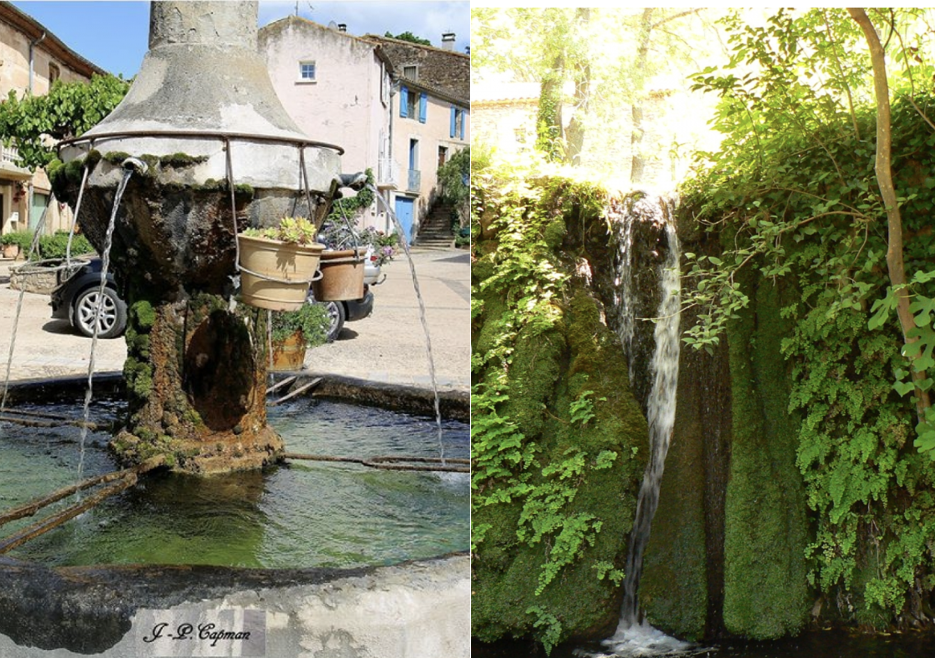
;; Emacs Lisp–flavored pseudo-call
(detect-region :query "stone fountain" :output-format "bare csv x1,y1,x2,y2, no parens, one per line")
54,0,343,473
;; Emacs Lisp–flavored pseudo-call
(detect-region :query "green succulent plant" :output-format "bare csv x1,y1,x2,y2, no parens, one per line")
242,216,318,245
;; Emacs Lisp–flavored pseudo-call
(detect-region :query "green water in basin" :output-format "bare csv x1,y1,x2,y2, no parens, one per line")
0,398,469,569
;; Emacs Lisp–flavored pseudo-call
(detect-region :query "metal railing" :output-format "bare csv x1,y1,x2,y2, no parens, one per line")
407,168,421,193
0,144,21,166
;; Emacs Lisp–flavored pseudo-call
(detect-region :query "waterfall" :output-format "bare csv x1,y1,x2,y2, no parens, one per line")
603,194,687,654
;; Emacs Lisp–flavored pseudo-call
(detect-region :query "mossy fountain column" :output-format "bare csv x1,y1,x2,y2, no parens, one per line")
55,1,342,473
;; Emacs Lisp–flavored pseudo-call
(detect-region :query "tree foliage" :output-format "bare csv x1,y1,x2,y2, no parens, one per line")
384,30,431,46
681,7,935,624
0,75,129,171
472,7,719,177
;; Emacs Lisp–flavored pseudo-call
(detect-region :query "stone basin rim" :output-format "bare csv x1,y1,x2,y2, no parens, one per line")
2,371,470,422
0,552,470,655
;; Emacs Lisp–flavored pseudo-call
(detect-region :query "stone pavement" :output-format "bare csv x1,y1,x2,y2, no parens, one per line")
0,247,470,392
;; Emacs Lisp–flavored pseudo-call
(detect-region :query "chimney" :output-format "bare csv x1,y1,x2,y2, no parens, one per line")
338,23,347,32
441,32,455,51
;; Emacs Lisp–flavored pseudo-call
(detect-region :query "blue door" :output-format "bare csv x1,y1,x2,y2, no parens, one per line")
394,197,415,245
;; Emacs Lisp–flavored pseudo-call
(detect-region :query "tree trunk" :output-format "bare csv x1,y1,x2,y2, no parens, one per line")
630,9,655,185
565,8,591,166
848,8,931,417
536,53,565,162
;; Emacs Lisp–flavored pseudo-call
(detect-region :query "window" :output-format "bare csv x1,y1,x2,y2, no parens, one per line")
299,61,316,81
450,107,466,140
400,86,426,122
409,139,419,170
438,146,448,169
48,63,60,85
403,65,418,81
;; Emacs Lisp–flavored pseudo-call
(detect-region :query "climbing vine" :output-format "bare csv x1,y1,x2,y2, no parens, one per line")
680,8,935,625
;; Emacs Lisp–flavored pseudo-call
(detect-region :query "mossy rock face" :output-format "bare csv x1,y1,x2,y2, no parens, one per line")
472,286,648,647
721,267,809,639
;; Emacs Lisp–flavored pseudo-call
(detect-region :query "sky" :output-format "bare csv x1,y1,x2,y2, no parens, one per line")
10,1,470,79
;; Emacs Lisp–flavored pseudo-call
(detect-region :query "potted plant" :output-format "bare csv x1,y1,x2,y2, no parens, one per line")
0,230,31,260
237,216,325,311
268,301,330,372
314,222,400,301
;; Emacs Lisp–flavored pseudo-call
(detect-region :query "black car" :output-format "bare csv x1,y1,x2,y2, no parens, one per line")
50,259,127,338
52,258,375,341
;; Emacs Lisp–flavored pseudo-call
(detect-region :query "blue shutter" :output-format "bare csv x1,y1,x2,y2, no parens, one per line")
400,86,409,118
450,107,456,138
460,110,466,140
419,93,428,123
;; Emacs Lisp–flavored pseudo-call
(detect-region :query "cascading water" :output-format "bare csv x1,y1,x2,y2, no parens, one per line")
602,195,692,656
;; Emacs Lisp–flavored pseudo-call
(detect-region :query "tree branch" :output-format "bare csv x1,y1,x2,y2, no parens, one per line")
848,7,931,417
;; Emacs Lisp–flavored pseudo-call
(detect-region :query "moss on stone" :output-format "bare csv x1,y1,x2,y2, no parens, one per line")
101,151,132,165
472,284,647,647
130,300,156,330
543,216,567,251
159,153,208,168
721,267,809,639
124,356,153,399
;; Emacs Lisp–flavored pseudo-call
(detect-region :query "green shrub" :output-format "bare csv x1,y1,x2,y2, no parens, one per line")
36,231,93,259
0,230,33,254
270,302,329,348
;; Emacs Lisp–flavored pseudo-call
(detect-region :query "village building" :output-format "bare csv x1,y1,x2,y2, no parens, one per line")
0,2,106,238
259,18,469,244
362,33,469,243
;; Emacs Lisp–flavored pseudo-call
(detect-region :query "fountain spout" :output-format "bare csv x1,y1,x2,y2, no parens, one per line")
120,157,148,175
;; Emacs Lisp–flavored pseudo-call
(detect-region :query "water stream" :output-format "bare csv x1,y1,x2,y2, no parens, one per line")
605,197,685,655
0,205,54,414
370,186,445,463
76,167,133,486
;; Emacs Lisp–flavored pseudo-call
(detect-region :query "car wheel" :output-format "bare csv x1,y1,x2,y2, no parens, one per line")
325,301,346,342
73,286,127,338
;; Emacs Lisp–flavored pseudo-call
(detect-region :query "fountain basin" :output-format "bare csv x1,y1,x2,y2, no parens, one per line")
0,375,469,656
0,555,470,658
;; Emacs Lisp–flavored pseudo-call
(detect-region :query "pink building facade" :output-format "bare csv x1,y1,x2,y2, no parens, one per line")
260,18,469,242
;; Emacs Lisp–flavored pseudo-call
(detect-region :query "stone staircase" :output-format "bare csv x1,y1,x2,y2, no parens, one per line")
415,201,456,249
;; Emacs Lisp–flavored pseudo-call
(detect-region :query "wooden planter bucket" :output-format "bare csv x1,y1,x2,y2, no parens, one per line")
311,247,366,301
237,235,324,311
269,331,307,372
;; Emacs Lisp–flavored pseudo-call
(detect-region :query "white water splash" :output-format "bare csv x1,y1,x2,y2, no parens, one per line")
595,621,695,657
